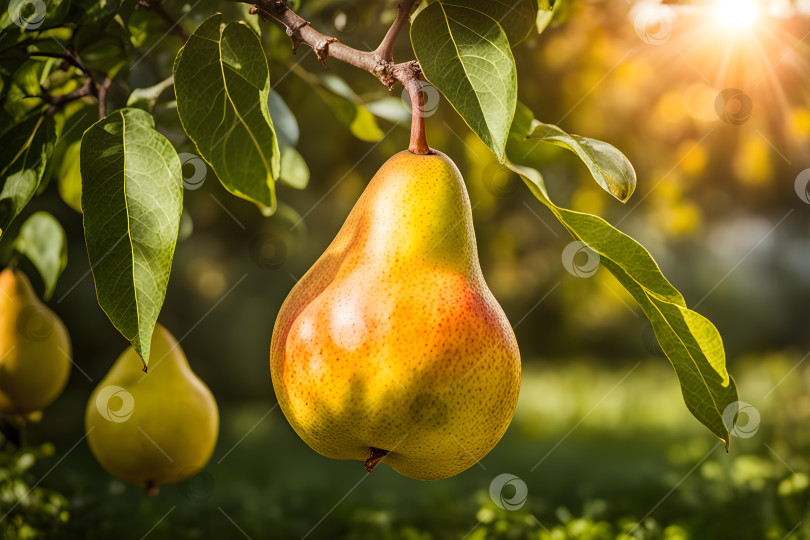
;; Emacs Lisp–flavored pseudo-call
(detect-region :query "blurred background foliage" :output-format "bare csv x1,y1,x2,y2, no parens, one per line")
2,0,810,538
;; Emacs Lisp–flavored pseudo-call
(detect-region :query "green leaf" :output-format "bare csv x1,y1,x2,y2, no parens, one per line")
46,103,95,211
127,76,174,112
315,87,385,142
12,211,67,300
174,13,280,215
526,121,636,202
80,108,182,366
363,96,411,125
82,39,127,76
411,2,517,160
1,60,51,127
267,89,299,147
57,139,82,212
67,0,123,26
439,0,537,45
0,0,71,33
279,146,309,190
312,73,384,142
505,158,738,448
0,114,59,238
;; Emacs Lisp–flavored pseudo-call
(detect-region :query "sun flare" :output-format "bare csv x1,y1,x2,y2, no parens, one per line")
714,0,760,31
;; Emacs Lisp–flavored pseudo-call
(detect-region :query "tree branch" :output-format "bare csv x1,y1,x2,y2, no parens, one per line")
30,51,100,113
375,0,420,63
242,0,431,153
39,77,94,114
97,77,112,118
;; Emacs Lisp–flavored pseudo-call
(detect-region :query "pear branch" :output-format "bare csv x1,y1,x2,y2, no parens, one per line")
240,0,430,154
375,0,420,63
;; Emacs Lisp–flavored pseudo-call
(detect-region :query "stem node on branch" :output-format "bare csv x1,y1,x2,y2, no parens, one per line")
285,18,310,53
314,36,338,67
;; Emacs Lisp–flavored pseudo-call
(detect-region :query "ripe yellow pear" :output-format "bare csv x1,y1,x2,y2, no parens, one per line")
270,150,521,480
86,324,218,493
0,268,72,419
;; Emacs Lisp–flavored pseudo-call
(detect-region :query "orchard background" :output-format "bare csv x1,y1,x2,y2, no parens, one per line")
2,0,810,538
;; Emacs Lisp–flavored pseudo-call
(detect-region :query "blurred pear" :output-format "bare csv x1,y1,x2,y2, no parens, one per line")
0,268,71,420
86,324,218,493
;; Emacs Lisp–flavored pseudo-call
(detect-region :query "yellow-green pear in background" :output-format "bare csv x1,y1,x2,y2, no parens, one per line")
86,324,218,494
0,268,72,420
270,150,521,481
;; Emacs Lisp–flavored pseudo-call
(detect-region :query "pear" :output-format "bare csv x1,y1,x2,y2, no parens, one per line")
85,324,218,493
270,150,521,480
0,268,72,419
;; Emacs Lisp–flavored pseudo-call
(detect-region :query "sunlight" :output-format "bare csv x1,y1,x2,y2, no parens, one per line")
714,0,760,31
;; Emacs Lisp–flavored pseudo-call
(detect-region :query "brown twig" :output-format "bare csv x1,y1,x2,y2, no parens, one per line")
30,50,101,114
39,77,94,114
97,77,112,118
139,0,190,41
242,0,431,154
375,0,420,63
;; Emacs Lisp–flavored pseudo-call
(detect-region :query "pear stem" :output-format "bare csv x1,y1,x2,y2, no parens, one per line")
364,447,388,473
404,74,431,155
145,481,160,496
